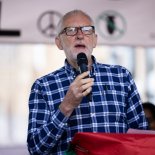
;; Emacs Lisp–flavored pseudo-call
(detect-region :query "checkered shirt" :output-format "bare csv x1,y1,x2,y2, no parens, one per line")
27,56,148,155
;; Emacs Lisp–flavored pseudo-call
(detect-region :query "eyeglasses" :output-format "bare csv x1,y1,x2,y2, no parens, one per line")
59,26,95,36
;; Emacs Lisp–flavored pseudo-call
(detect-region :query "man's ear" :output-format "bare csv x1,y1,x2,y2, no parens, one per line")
55,36,63,50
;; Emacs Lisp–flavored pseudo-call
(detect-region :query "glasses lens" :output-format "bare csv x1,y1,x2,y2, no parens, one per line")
81,26,94,35
65,27,77,36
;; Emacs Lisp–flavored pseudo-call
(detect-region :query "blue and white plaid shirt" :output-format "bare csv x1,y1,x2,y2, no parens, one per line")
27,56,148,155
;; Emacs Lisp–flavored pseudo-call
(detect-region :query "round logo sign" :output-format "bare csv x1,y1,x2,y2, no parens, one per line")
96,10,127,41
37,11,62,38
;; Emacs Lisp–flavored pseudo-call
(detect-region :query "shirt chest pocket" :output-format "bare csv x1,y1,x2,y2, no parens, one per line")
93,84,128,105
104,89,126,104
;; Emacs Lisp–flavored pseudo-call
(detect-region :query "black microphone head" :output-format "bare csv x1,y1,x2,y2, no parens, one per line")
77,52,88,66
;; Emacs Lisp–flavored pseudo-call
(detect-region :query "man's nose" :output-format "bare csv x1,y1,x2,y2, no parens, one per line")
76,28,84,38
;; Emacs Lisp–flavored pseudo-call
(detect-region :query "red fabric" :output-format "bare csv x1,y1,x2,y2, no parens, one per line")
71,132,155,155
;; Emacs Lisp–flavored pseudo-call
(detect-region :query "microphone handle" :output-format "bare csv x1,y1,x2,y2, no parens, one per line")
79,63,92,101
87,91,92,102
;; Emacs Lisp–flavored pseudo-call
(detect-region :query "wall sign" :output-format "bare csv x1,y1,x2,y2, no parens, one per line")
37,11,62,38
96,10,126,41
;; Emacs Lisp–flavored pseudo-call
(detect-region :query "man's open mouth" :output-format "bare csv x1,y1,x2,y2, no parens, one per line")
74,44,86,49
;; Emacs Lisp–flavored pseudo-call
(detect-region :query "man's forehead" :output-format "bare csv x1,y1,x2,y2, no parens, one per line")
63,15,92,27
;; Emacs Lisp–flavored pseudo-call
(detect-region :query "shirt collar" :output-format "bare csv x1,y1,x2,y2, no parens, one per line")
64,59,79,78
64,55,98,77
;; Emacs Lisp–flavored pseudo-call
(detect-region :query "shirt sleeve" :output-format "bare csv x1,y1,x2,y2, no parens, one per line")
27,79,69,155
125,70,148,130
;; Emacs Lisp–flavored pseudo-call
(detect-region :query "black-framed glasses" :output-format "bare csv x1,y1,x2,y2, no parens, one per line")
59,26,95,36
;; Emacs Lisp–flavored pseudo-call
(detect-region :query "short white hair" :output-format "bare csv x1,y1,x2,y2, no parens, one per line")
56,10,94,36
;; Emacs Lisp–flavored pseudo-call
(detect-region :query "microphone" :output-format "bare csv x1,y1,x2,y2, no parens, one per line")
77,52,92,101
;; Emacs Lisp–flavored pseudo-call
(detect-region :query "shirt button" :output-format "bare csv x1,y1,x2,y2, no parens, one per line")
56,135,60,139
64,123,68,126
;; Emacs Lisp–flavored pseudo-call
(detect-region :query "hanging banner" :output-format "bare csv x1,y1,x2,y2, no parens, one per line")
0,0,154,46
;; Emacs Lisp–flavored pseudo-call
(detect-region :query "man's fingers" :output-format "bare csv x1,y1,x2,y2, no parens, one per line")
75,71,90,81
82,87,92,96
80,80,94,91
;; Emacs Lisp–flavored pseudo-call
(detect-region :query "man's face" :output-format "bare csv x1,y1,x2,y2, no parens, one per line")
55,13,97,67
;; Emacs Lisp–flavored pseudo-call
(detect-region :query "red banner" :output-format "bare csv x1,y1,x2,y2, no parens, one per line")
67,132,155,155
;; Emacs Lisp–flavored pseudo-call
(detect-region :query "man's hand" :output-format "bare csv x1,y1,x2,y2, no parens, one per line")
59,71,94,117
